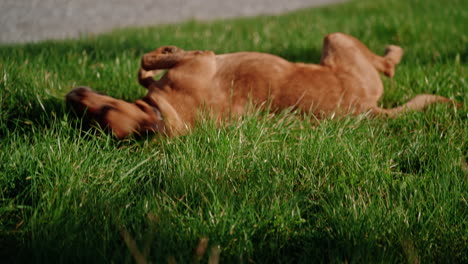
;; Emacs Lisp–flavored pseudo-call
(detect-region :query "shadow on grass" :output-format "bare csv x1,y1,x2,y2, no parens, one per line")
0,95,65,137
273,47,323,64
2,222,411,263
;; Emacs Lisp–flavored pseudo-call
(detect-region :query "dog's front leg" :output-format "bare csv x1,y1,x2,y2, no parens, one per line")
138,46,186,89
138,68,162,89
140,45,186,70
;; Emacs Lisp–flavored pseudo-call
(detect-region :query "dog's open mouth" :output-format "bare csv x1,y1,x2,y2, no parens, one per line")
141,96,163,121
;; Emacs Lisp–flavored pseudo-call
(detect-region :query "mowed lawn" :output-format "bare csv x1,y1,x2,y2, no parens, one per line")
0,0,466,263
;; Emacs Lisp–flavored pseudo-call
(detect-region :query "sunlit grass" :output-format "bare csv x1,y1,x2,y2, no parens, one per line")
0,0,466,262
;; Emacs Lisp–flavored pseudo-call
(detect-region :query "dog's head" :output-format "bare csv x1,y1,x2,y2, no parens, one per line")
66,86,165,138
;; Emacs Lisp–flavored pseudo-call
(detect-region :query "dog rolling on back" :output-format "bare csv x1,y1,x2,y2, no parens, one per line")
66,33,458,138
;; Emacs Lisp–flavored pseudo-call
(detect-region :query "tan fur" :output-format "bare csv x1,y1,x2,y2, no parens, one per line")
66,33,457,138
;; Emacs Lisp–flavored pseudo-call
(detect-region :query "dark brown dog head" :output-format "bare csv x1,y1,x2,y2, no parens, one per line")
66,86,165,138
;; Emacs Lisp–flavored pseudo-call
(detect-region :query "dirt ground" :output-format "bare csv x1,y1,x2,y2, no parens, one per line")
0,0,344,43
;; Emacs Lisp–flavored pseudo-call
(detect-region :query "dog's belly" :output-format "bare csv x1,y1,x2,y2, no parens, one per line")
213,53,346,115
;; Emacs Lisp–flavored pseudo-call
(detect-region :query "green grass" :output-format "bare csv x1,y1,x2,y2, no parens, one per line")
0,0,467,262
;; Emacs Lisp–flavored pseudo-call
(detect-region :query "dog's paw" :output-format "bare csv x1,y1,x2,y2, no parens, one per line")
382,45,404,77
157,45,184,54
138,68,155,79
385,45,403,64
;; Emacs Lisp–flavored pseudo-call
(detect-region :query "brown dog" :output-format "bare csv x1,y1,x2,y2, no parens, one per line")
66,33,455,138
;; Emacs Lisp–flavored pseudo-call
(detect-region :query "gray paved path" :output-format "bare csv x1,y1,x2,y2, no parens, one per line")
0,0,344,43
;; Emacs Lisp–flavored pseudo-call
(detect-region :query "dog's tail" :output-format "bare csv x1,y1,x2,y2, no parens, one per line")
374,94,461,117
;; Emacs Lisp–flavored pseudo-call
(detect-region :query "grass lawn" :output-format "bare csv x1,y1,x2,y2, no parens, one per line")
0,0,466,262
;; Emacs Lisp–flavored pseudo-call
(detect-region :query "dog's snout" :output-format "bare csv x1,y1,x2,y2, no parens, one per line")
66,86,98,115
66,86,93,103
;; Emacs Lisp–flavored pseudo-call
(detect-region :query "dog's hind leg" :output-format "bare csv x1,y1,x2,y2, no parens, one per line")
321,33,403,77
373,45,403,77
